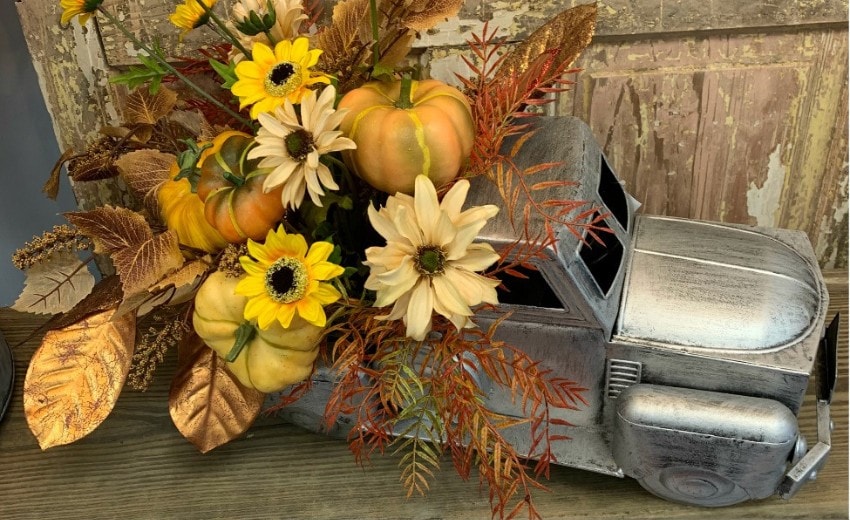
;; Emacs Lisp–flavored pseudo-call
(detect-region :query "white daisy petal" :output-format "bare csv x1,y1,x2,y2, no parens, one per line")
432,275,473,317
440,179,470,219
405,278,434,341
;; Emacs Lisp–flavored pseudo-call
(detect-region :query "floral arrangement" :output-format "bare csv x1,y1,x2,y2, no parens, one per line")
13,1,599,517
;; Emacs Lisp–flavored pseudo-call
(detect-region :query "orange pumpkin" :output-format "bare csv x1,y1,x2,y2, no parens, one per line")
338,79,475,195
157,160,228,253
196,131,285,243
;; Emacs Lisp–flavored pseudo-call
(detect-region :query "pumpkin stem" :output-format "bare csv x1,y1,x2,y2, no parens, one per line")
395,75,415,109
226,321,256,362
222,170,246,187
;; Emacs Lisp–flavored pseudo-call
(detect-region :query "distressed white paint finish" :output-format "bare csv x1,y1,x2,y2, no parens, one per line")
747,144,786,227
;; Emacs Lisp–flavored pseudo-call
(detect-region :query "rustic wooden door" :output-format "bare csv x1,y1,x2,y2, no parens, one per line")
15,0,848,267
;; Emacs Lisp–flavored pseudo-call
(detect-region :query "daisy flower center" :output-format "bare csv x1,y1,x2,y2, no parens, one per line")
264,61,303,97
264,256,309,303
284,129,315,162
415,245,447,276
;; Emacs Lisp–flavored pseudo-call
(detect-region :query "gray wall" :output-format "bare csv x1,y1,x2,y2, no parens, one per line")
0,7,78,306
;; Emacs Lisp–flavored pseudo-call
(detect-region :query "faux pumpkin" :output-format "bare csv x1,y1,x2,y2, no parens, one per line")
193,271,322,392
196,131,285,243
338,78,475,195
157,160,228,253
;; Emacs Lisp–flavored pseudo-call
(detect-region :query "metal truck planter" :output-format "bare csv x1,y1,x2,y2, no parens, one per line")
273,116,839,507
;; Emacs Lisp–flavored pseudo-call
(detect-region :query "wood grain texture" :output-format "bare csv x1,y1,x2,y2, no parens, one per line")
0,272,846,520
566,27,849,268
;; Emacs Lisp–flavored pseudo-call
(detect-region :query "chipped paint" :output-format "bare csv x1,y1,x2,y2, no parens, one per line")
747,144,785,227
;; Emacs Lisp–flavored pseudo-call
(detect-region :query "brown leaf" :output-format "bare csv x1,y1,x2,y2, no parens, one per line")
12,251,95,315
113,229,184,296
497,3,597,79
124,86,178,126
400,0,464,31
65,206,153,255
23,308,136,449
169,333,265,453
100,125,133,139
114,149,175,204
316,0,371,75
168,110,206,137
68,151,120,182
42,275,124,332
149,259,210,292
379,30,416,69
43,148,75,200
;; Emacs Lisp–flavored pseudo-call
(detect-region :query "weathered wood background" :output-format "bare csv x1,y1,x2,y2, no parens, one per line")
15,0,849,267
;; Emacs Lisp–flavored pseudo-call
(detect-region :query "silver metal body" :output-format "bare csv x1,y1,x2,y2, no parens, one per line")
271,116,835,507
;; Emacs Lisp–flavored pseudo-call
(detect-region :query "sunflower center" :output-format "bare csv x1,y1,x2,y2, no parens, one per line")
415,245,446,276
82,0,104,12
285,129,315,161
264,257,309,303
264,61,303,97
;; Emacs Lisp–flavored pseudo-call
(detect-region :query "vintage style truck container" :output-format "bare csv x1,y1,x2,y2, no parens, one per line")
275,116,839,507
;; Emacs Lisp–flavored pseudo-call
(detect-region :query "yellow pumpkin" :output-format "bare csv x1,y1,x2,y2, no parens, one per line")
192,271,322,392
157,160,228,253
338,78,475,195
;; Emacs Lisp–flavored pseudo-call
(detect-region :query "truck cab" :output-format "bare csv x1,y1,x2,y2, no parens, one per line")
276,116,837,507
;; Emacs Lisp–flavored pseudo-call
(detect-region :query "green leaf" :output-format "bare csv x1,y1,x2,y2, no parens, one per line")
371,62,396,82
210,59,239,90
110,58,168,93
174,139,212,192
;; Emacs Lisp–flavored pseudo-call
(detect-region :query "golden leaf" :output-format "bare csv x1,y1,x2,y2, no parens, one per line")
497,3,597,79
65,206,152,255
113,230,185,297
114,149,175,204
42,148,75,200
12,251,95,315
123,86,178,126
169,333,265,453
316,0,371,75
23,308,136,449
149,259,209,292
400,0,464,31
380,30,416,69
42,275,124,331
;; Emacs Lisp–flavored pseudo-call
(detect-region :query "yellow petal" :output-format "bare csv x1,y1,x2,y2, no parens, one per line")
311,283,341,305
305,241,334,265
311,261,344,281
297,297,325,327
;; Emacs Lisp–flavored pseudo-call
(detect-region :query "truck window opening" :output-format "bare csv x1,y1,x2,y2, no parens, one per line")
579,214,623,296
599,155,629,230
495,265,564,309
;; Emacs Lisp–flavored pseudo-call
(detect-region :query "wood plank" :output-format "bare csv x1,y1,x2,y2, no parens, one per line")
0,272,846,519
96,0,849,66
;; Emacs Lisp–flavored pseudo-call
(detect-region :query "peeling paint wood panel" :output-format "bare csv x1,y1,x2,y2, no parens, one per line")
16,0,131,213
95,0,849,66
567,28,848,268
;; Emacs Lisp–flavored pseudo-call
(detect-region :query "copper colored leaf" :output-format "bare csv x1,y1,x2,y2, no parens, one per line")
65,206,153,254
379,30,416,69
43,148,75,200
150,259,209,292
113,229,184,296
42,275,124,331
23,308,136,449
124,86,178,126
114,149,175,202
169,334,264,453
69,152,120,182
400,0,464,31
316,0,371,74
12,251,95,315
497,3,597,79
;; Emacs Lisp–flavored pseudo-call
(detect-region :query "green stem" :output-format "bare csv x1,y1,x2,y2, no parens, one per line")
194,0,253,59
98,8,253,129
226,321,257,362
222,170,246,187
322,154,357,198
395,75,414,109
369,0,380,69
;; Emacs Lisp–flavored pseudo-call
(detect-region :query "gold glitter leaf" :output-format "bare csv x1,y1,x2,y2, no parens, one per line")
123,86,178,126
115,149,175,208
316,0,371,76
23,308,136,449
150,259,209,292
113,230,185,297
169,333,265,453
497,3,597,80
401,0,464,31
65,206,153,255
12,251,95,315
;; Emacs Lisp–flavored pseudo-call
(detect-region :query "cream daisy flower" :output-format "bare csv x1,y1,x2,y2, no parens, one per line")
248,85,356,209
364,175,501,340
229,0,307,59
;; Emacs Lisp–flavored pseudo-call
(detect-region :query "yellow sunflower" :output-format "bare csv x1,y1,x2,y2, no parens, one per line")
236,225,344,330
169,0,217,38
60,0,103,25
232,38,330,119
